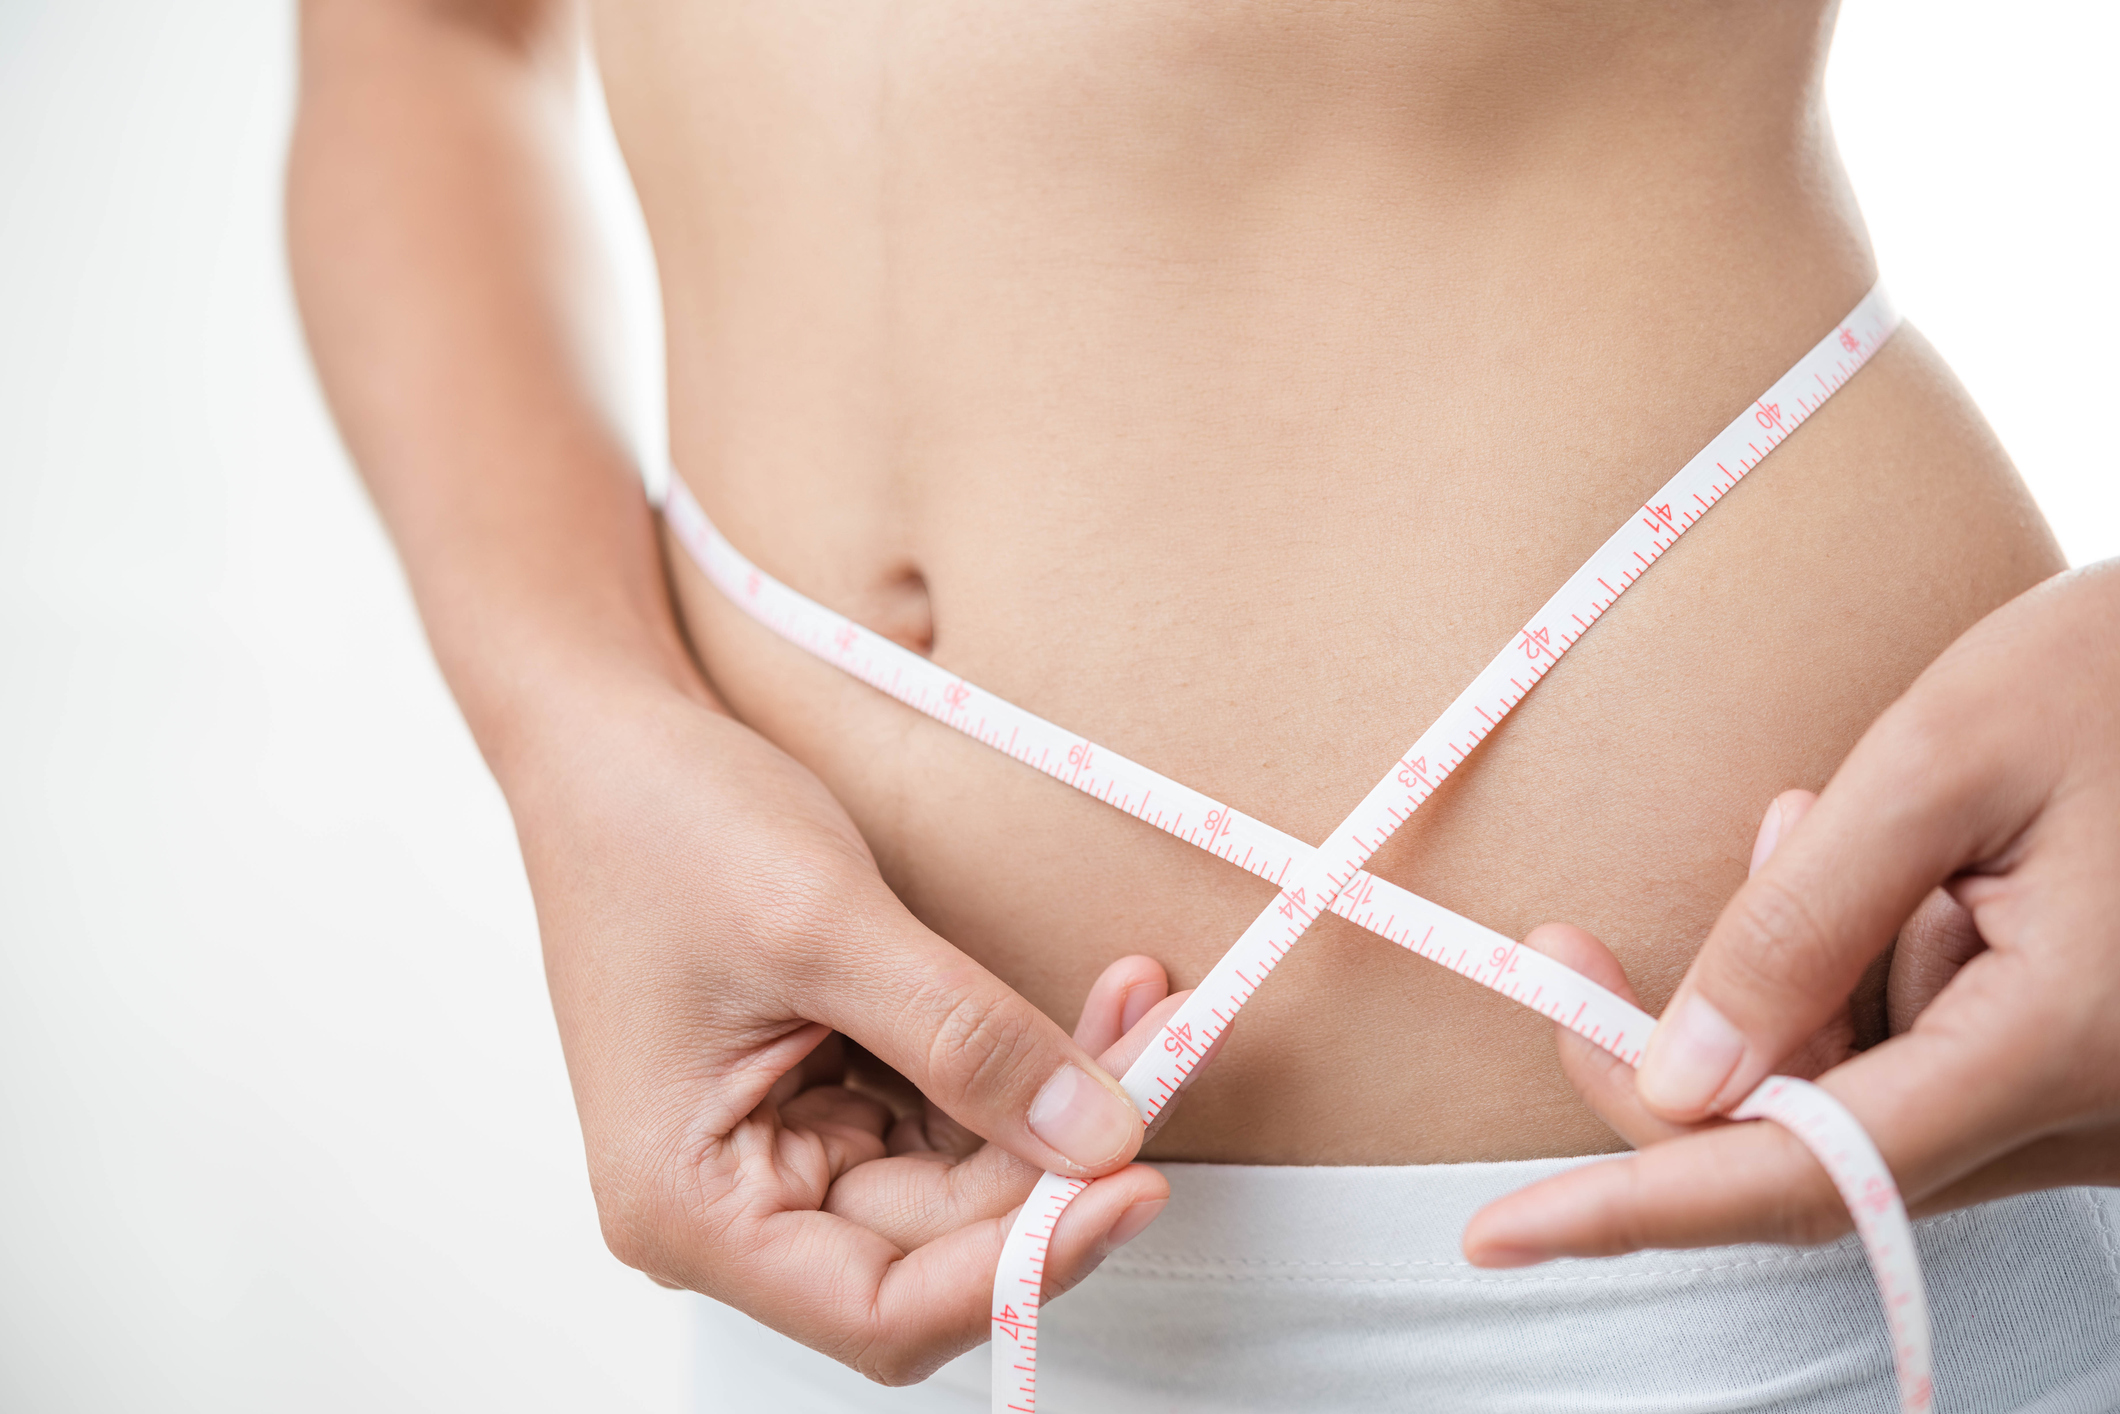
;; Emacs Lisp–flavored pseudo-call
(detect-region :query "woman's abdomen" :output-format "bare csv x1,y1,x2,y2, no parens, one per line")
669,321,2061,1165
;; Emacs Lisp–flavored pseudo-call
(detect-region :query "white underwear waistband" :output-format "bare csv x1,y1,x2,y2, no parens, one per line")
695,1159,2120,1413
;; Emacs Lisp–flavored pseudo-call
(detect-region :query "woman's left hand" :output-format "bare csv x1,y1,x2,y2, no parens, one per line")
1462,563,2120,1266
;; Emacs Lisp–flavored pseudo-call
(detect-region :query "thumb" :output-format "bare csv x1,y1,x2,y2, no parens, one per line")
1636,674,2040,1122
804,909,1144,1179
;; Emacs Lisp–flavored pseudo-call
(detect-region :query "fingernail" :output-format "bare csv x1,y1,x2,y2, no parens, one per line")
1029,1064,1138,1170
1748,798,1784,878
1638,993,1746,1116
1104,1197,1166,1250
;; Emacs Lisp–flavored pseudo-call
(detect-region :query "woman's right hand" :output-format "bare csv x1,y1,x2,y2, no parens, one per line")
290,1,1170,1376
507,675,1170,1383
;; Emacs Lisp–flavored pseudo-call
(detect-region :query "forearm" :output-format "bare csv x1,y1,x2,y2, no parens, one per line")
287,0,713,797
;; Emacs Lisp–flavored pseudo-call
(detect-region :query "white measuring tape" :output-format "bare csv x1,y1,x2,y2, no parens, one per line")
666,285,1932,1412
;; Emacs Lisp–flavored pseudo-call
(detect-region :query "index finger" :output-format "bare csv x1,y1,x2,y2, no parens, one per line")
785,893,1145,1180
1465,1004,2043,1265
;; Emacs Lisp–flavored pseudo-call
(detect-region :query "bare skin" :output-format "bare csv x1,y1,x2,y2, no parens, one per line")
617,0,2060,1163
1466,563,2120,1267
291,0,2064,1381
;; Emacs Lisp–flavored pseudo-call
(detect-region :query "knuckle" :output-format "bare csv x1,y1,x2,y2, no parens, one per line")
585,1129,722,1290
1602,1163,1659,1257
846,1312,955,1387
591,1166,664,1276
1717,871,1847,1007
1785,1202,1851,1247
1870,690,1985,810
1761,1130,1854,1246
853,1338,925,1388
1776,1180,1853,1247
919,977,1043,1109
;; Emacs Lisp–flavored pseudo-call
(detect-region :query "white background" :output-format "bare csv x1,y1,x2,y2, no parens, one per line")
0,3,2112,1409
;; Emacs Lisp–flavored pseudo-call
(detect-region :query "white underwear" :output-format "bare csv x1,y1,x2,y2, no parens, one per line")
693,1160,2120,1413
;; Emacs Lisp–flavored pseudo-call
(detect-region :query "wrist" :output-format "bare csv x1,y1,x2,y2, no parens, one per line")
418,520,724,806
471,623,721,804
380,453,723,800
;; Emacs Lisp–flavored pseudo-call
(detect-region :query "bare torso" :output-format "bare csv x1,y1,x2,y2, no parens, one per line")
595,0,2061,1164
